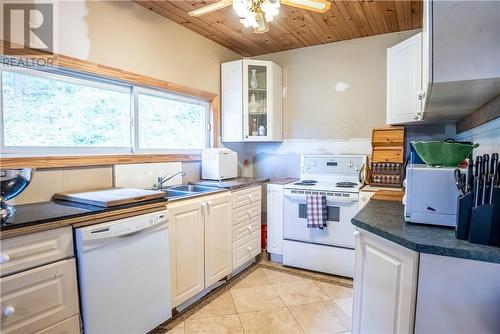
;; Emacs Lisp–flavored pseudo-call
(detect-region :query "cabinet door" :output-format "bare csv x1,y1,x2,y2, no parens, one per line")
168,199,205,307
352,229,418,334
0,259,79,334
221,60,244,142
204,193,232,287
387,32,424,124
266,184,284,255
243,60,273,142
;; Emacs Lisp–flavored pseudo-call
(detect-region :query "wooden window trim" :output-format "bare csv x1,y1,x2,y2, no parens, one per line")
0,42,221,169
0,154,201,169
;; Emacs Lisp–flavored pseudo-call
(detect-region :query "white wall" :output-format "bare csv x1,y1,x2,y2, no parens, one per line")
225,30,420,178
58,1,240,94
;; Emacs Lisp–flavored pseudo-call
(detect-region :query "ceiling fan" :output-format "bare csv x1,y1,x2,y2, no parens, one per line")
188,0,331,33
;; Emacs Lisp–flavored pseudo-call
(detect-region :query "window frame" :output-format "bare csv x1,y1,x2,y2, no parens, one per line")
0,64,211,156
133,86,210,155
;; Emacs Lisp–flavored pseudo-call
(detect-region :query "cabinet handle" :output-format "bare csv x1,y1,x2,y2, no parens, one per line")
0,254,10,264
3,306,15,317
248,225,253,230
353,231,360,238
247,210,252,215
248,194,253,200
247,246,253,251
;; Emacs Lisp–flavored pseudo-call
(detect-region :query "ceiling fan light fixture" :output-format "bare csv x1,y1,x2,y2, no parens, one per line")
261,0,280,22
233,0,252,18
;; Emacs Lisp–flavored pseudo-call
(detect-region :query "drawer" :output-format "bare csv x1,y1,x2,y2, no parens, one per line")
233,216,261,242
1,227,73,277
372,147,404,163
372,128,404,146
233,201,261,226
233,231,261,270
232,186,262,209
36,315,80,334
1,259,80,334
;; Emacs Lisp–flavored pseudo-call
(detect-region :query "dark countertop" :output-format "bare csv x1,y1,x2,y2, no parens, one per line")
190,177,270,190
1,198,168,232
352,200,500,264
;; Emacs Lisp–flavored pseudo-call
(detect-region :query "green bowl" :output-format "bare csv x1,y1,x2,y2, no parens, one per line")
411,141,479,167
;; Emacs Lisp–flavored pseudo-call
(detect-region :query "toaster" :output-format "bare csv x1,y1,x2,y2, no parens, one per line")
404,164,464,227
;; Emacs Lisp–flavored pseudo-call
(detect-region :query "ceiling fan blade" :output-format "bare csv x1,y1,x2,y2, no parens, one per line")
188,0,233,17
281,0,331,13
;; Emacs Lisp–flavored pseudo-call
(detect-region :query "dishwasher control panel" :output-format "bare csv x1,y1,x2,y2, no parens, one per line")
79,210,168,241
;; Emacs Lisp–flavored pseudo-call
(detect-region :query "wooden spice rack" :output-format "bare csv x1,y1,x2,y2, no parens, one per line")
369,127,405,188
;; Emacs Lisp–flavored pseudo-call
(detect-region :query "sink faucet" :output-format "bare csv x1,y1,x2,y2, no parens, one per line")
156,170,186,189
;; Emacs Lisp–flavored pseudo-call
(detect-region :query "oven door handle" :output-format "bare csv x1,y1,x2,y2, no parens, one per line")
284,193,358,203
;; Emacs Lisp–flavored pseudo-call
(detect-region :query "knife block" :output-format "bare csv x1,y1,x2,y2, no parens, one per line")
468,188,500,246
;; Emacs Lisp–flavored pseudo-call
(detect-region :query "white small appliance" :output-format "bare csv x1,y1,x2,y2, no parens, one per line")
283,154,366,278
75,210,171,334
404,164,462,227
202,148,238,180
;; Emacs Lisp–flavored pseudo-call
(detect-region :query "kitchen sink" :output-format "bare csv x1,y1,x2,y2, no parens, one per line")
168,185,218,193
155,184,221,200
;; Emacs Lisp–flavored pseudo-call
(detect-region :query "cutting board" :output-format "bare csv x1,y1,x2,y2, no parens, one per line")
53,188,166,207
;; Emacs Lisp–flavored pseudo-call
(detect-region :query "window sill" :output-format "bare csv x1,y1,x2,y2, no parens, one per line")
0,154,201,169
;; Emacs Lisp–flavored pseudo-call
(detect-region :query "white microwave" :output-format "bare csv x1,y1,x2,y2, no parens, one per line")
202,148,238,180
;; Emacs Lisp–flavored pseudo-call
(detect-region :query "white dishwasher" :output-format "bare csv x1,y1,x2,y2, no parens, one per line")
75,210,171,334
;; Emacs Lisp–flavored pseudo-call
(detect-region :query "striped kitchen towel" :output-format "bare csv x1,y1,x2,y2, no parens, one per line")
306,194,327,229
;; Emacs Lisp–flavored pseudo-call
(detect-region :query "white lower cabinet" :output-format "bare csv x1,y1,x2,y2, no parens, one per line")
266,184,284,257
231,186,262,271
204,194,233,287
352,228,419,334
0,259,80,334
168,192,232,307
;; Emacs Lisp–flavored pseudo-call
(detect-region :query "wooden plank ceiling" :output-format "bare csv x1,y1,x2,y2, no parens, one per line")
135,0,422,56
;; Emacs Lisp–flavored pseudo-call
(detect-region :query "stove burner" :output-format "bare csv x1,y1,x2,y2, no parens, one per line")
294,179,318,186
335,182,358,188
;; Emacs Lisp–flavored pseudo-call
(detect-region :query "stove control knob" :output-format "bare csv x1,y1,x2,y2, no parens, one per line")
306,163,311,170
354,165,360,171
348,161,353,167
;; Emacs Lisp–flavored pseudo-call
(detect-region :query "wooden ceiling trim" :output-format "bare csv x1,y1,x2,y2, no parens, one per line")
134,1,423,57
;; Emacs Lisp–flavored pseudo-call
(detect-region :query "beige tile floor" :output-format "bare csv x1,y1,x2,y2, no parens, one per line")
167,268,353,334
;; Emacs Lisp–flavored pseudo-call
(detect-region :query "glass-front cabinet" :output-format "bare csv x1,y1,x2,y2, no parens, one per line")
222,59,282,142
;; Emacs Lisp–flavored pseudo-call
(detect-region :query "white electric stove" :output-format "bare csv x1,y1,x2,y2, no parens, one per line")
282,154,366,278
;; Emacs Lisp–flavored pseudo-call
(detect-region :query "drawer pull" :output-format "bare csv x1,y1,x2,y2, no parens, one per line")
248,225,253,230
247,246,253,252
3,306,15,317
248,195,253,200
0,254,10,264
247,210,252,215
353,231,360,238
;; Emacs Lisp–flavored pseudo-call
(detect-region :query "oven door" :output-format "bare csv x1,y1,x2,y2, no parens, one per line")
283,189,359,249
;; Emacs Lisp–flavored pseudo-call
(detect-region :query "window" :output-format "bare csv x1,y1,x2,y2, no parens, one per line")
137,90,208,151
0,66,210,155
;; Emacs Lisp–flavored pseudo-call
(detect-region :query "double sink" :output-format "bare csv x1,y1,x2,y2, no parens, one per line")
156,184,222,201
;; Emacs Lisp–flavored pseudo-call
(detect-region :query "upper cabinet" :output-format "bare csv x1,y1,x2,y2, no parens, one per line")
387,0,500,125
387,33,424,124
222,60,283,142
